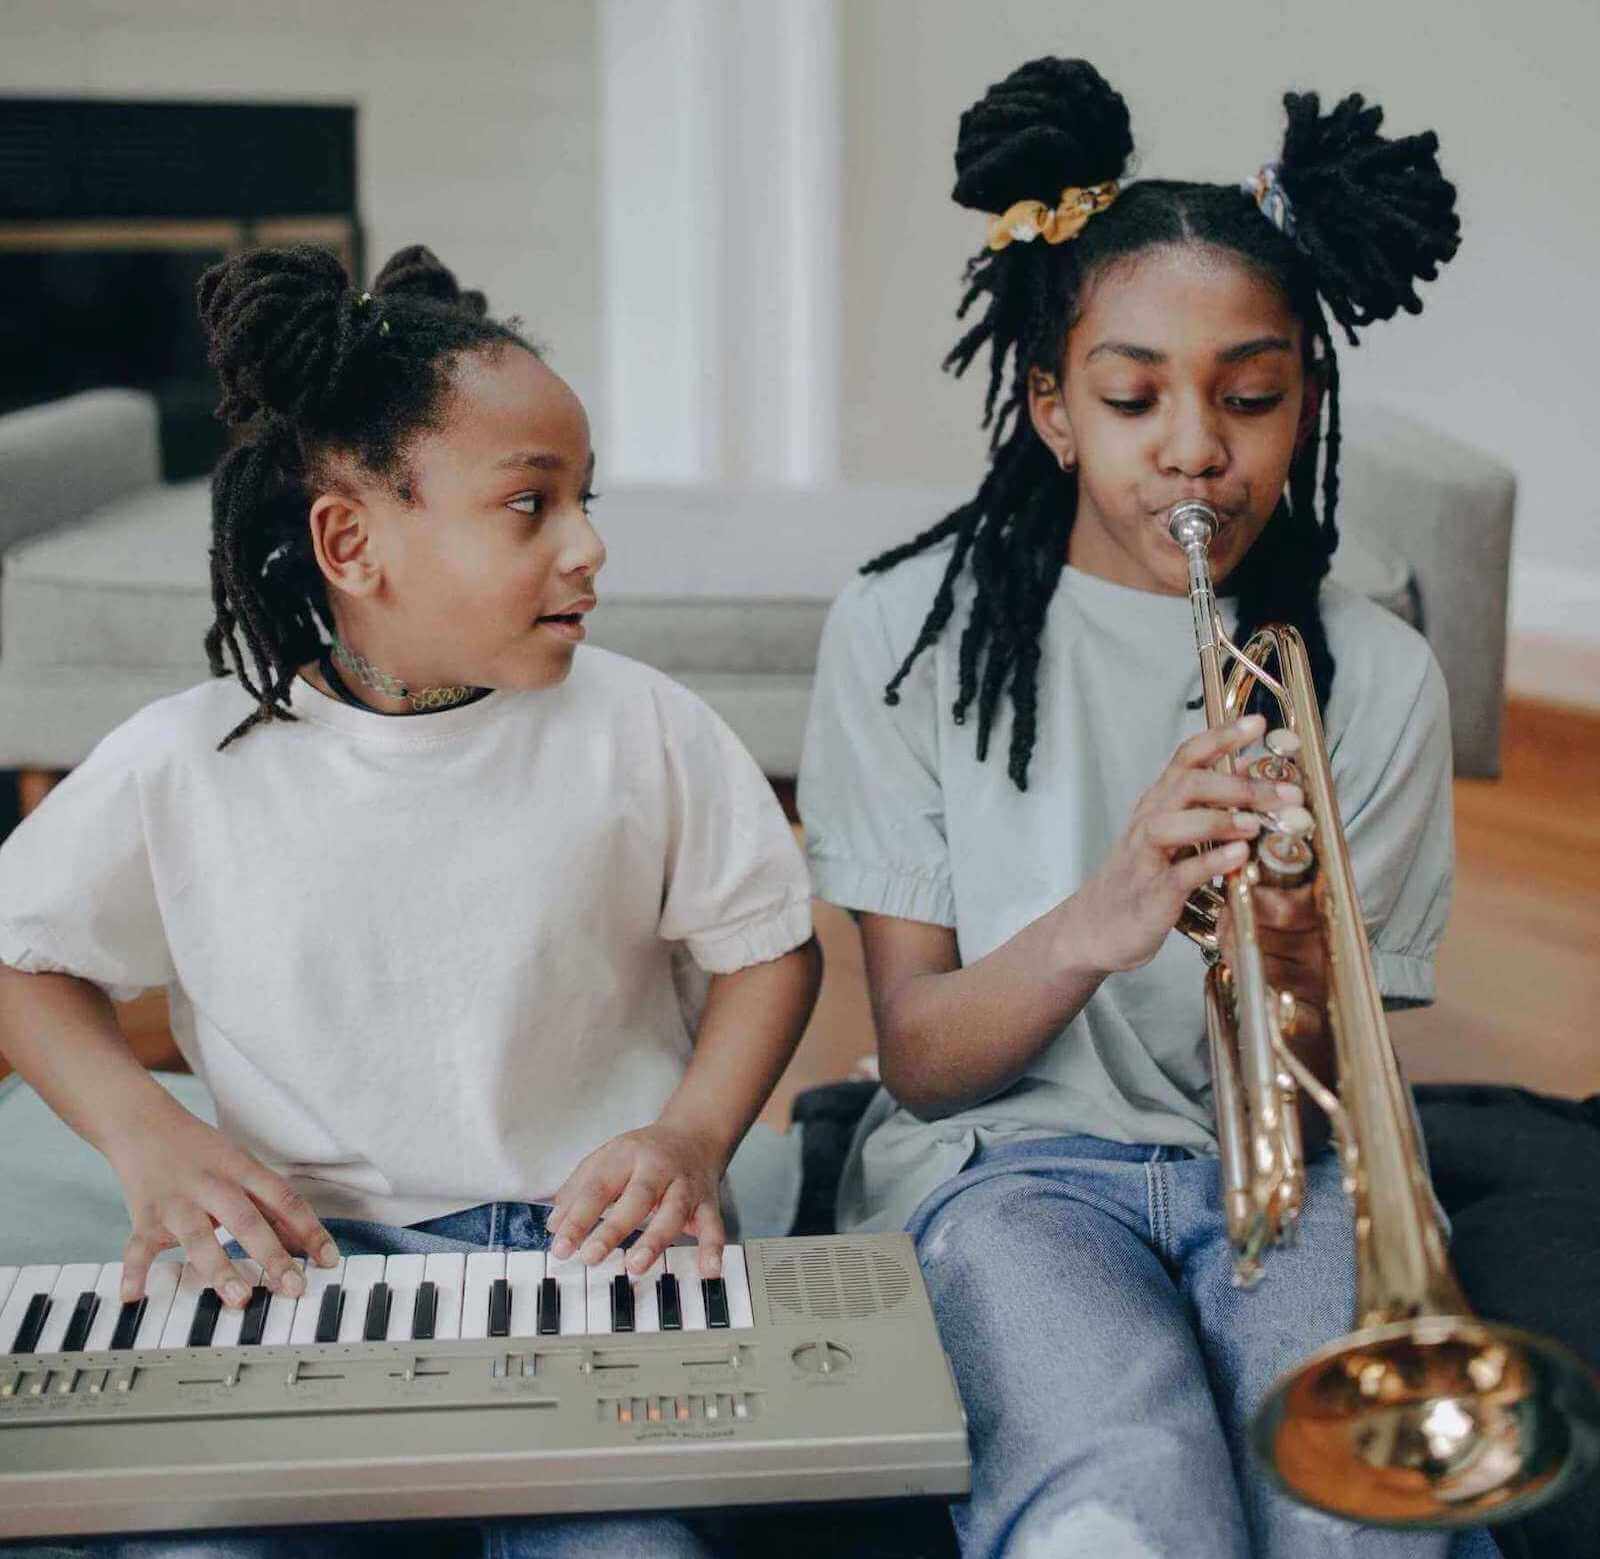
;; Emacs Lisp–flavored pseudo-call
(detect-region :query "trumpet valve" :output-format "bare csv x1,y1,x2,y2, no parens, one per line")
1259,829,1315,888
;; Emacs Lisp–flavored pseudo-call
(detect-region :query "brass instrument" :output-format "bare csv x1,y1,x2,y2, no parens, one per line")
1168,500,1600,1528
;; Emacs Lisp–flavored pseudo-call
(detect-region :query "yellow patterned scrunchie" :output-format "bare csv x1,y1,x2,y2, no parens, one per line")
985,180,1119,251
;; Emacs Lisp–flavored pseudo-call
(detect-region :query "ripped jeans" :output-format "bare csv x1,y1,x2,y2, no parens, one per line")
906,1135,1502,1559
2,1202,716,1559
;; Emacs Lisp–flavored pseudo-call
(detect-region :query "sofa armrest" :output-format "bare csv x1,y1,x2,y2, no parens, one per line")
0,389,162,556
1336,404,1515,779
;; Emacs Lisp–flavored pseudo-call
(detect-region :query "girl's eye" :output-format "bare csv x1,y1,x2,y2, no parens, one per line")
1227,394,1287,414
581,488,601,515
508,492,543,516
1103,398,1153,415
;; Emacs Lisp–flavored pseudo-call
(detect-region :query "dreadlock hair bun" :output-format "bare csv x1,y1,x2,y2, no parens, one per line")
1274,91,1460,343
952,57,1133,215
372,243,489,318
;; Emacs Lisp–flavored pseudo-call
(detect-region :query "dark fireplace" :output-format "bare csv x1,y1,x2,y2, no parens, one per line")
0,99,361,480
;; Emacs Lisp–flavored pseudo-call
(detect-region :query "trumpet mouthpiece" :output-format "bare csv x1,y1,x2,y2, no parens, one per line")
1169,501,1220,549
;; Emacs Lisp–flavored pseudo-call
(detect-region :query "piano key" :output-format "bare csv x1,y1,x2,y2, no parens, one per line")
314,1284,345,1343
84,1265,127,1351
336,1256,386,1344
421,1254,465,1341
61,1290,102,1353
411,1281,438,1341
632,1254,666,1334
187,1287,223,1347
461,1252,506,1342
664,1247,708,1331
609,1273,635,1334
39,1264,103,1353
12,1292,52,1355
488,1278,511,1339
0,1267,18,1318
212,1263,264,1348
506,1252,544,1338
131,1261,182,1349
585,1250,628,1334
237,1285,271,1347
657,1272,683,1332
381,1255,425,1341
288,1257,345,1345
536,1276,560,1336
362,1282,391,1342
259,1261,301,1346
722,1245,754,1330
109,1298,146,1351
159,1264,212,1348
1,1266,60,1353
545,1250,588,1337
702,1277,730,1330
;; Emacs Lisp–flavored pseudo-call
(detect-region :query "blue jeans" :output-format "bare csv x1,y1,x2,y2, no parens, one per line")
906,1134,1503,1559
5,1203,716,1559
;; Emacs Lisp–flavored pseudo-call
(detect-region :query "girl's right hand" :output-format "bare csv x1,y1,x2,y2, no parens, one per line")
1072,713,1303,976
104,1105,341,1308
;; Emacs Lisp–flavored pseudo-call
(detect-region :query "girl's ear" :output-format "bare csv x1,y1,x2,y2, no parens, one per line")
1027,367,1078,472
309,491,382,600
1294,357,1327,456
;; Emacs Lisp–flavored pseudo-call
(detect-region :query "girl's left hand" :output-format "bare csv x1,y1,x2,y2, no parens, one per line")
546,1122,728,1280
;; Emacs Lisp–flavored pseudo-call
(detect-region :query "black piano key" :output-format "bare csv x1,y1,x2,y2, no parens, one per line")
487,1277,511,1339
314,1284,345,1344
702,1277,730,1329
536,1276,560,1336
657,1273,682,1331
109,1297,147,1351
10,1293,51,1354
610,1273,635,1334
187,1287,223,1347
239,1286,271,1346
363,1281,392,1342
411,1281,438,1341
61,1291,101,1352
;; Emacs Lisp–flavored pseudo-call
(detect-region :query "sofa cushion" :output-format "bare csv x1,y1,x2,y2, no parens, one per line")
0,478,1414,772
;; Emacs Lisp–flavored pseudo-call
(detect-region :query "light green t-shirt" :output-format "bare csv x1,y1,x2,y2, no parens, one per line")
797,543,1454,1233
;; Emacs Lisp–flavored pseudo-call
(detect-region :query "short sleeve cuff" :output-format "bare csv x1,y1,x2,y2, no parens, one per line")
0,921,150,1005
685,897,814,975
807,855,957,928
1373,949,1435,1011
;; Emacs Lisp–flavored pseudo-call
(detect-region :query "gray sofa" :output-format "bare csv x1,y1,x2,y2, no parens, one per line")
0,387,1513,780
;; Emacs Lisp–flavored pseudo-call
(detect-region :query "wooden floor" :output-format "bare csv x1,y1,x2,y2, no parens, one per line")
3,699,1597,1120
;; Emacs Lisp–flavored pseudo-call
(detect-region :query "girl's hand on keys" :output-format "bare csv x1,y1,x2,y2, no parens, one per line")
103,1104,340,1308
1072,713,1304,976
547,1123,727,1281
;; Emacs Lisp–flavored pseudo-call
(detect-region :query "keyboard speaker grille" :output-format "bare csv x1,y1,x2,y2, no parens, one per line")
759,1240,915,1323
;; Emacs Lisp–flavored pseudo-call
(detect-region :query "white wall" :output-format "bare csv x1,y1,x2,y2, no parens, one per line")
0,0,600,405
839,0,1600,639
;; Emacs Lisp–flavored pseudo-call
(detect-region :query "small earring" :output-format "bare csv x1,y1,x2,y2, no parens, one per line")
1058,453,1076,473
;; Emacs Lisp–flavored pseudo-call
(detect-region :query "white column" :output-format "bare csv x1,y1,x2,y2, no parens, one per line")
599,0,840,484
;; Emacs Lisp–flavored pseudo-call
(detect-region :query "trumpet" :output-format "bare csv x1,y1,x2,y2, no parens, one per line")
1167,500,1600,1528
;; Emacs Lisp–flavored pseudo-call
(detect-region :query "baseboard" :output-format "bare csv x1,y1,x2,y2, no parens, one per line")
1510,562,1600,644
1507,634,1600,711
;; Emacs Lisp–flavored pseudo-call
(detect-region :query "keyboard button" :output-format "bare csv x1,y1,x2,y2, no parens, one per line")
0,1268,18,1318
506,1252,544,1338
159,1265,211,1349
462,1253,506,1342
40,1264,103,1354
212,1264,264,1348
421,1254,465,1341
722,1246,754,1330
362,1282,392,1342
187,1289,223,1347
488,1278,511,1339
631,1255,666,1333
238,1285,272,1346
337,1256,386,1344
132,1262,182,1348
109,1298,146,1351
1,1266,60,1353
658,1273,683,1332
585,1251,628,1335
84,1265,127,1351
289,1259,345,1346
609,1273,635,1334
545,1250,588,1336
536,1276,560,1336
260,1261,302,1346
11,1293,52,1355
702,1278,730,1330
314,1285,345,1343
664,1248,708,1331
61,1290,102,1353
411,1282,438,1341
380,1256,425,1341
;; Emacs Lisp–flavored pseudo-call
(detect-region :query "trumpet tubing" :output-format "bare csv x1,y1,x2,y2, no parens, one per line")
1166,501,1600,1528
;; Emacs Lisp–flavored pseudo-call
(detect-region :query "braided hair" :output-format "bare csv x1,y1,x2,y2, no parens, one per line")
868,59,1460,790
196,243,532,750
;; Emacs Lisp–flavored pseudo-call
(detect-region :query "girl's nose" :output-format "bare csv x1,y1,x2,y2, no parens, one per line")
564,512,606,579
1159,400,1228,479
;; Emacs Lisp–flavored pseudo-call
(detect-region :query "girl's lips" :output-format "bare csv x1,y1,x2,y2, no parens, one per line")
537,616,586,642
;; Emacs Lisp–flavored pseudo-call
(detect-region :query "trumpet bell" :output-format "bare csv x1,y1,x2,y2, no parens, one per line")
1255,1317,1600,1527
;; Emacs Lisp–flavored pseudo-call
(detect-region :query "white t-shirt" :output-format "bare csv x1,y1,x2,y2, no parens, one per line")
0,649,813,1226
798,544,1454,1232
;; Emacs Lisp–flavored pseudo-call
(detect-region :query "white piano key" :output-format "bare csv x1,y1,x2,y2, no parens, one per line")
260,1260,302,1345
544,1249,589,1336
337,1255,387,1344
585,1249,630,1334
664,1246,708,1331
0,1265,59,1352
461,1251,506,1341
159,1263,210,1348
210,1262,263,1348
131,1261,182,1348
506,1251,544,1337
289,1257,346,1344
382,1254,425,1341
84,1264,127,1351
633,1253,667,1334
421,1253,465,1341
37,1263,103,1353
723,1245,754,1330
0,1268,19,1322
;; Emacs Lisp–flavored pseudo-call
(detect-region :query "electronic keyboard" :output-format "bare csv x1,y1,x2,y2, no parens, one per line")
0,1234,969,1540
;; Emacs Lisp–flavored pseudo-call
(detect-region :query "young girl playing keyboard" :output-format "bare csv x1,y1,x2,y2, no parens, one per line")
0,242,820,1558
800,56,1496,1559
